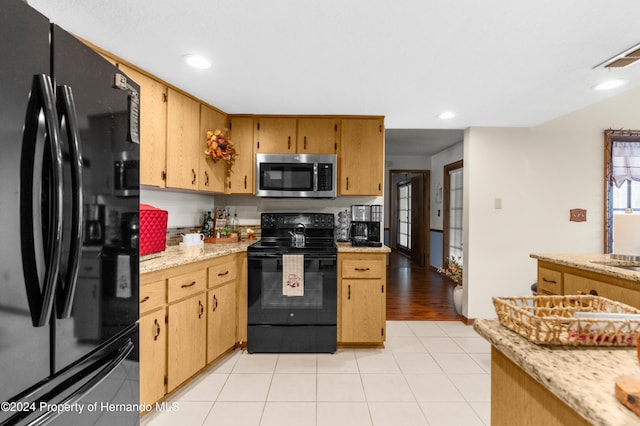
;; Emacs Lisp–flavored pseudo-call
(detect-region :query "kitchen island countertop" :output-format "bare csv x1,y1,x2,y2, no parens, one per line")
474,318,640,425
530,253,640,281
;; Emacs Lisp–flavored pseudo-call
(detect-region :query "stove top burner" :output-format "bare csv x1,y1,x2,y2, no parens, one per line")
249,212,337,254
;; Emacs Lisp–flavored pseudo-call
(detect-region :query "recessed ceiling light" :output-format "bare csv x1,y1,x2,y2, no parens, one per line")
438,111,456,119
592,79,627,91
183,54,211,69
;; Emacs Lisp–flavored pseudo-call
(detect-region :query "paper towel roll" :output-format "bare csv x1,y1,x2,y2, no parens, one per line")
613,214,640,256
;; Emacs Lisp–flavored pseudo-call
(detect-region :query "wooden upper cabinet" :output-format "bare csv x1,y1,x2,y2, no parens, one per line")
227,116,254,194
118,64,167,187
297,118,338,154
339,118,384,196
199,105,227,193
254,117,297,153
165,88,200,190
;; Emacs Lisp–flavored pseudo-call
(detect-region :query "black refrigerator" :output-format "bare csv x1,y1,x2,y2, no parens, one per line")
0,1,140,425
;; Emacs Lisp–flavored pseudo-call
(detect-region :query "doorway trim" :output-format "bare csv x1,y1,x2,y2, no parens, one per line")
443,159,463,265
388,169,429,261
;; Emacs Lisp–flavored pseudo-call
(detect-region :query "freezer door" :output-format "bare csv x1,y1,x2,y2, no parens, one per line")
51,25,140,373
0,0,55,408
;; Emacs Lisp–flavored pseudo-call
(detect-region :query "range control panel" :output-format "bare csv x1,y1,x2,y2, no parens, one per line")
261,213,334,230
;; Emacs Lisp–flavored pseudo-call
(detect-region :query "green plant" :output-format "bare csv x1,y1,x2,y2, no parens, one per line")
438,256,463,285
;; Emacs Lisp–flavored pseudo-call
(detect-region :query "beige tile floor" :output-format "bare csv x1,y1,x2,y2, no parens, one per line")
141,321,491,426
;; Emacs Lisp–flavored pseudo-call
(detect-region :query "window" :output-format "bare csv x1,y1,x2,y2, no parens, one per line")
398,182,411,249
448,168,463,263
613,180,640,212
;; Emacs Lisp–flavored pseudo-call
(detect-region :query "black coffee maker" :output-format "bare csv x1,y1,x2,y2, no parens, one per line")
83,203,105,245
349,205,382,247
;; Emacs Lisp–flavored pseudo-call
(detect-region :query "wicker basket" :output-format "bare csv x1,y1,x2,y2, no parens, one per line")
493,295,640,346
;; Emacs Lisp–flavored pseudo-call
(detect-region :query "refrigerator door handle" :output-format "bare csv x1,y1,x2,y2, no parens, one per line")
20,74,64,327
55,85,84,319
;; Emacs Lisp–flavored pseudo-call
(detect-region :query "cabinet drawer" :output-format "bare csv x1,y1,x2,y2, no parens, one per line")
537,267,562,294
341,259,384,279
140,280,166,314
167,269,206,303
208,258,237,288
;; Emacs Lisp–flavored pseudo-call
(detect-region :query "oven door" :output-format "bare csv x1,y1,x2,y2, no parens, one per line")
247,252,337,325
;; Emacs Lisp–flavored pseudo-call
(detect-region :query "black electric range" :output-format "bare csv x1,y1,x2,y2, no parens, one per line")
247,213,337,353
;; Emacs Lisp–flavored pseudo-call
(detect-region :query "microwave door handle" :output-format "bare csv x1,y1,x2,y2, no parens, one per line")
20,74,64,327
313,163,318,192
55,85,84,319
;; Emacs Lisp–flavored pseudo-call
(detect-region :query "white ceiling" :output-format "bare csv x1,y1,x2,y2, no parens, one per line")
28,0,640,156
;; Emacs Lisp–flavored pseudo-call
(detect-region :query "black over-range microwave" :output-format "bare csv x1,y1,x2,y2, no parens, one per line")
113,150,139,197
255,153,337,198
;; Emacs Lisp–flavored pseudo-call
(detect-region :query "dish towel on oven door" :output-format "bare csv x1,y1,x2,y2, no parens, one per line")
282,254,304,296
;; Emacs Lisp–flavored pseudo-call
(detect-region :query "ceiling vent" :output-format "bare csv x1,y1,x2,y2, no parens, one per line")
595,42,640,69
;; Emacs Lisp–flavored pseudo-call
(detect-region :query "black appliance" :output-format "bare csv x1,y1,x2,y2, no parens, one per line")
349,205,383,247
83,203,105,246
247,213,337,353
113,151,140,197
0,1,140,424
255,153,337,198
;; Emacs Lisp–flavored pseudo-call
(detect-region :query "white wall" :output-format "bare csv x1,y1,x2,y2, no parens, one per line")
464,86,640,319
140,188,214,227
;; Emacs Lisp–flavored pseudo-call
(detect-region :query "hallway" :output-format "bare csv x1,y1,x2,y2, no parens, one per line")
386,251,462,321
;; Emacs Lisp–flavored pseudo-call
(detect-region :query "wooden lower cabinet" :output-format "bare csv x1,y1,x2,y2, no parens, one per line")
139,308,166,408
536,260,640,309
338,253,386,345
207,282,236,363
167,293,207,392
140,254,243,409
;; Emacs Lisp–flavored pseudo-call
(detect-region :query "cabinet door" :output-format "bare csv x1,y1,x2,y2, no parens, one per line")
167,294,206,391
339,118,384,195
340,279,384,343
139,309,167,407
118,64,167,187
199,105,227,193
297,118,337,154
207,282,237,363
166,89,200,190
227,116,254,194
254,117,297,153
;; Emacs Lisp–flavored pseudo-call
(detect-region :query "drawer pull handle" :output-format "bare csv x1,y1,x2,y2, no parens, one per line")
218,270,229,277
198,300,204,318
153,319,161,341
140,296,150,303
181,281,196,288
355,267,370,272
348,285,351,300
542,277,557,284
213,294,218,311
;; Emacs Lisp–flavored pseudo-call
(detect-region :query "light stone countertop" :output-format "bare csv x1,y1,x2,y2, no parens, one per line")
139,241,391,274
474,318,640,426
530,253,640,281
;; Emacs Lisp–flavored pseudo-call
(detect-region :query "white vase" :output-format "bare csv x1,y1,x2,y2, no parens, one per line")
453,284,463,315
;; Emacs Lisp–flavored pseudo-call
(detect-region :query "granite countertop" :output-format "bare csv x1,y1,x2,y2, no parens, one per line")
140,242,253,274
530,253,640,281
474,318,640,426
337,242,391,253
140,241,391,274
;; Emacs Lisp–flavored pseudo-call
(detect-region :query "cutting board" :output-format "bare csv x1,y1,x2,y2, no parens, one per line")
615,374,640,416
